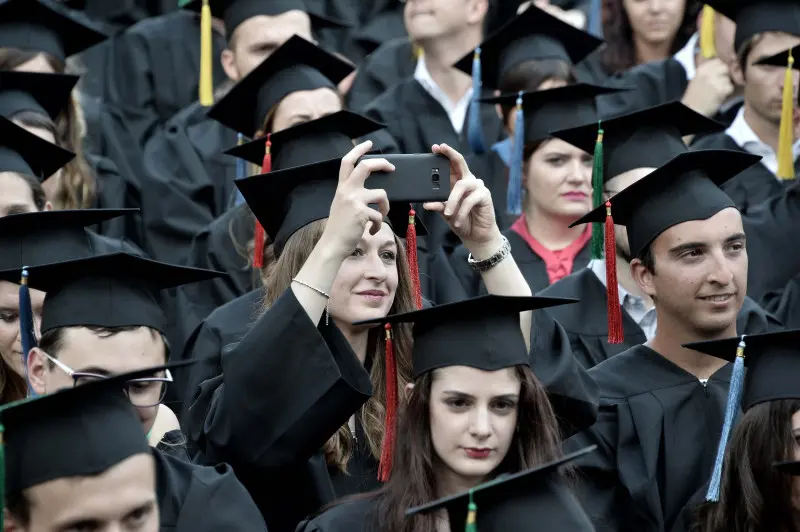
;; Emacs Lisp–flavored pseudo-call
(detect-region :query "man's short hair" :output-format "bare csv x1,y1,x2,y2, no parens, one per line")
39,325,170,362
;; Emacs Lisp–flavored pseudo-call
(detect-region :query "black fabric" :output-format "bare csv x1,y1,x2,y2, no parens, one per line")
295,498,377,532
152,448,268,531
691,132,799,214
345,37,415,112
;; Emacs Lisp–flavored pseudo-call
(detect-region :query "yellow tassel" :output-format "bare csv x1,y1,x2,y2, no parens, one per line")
199,0,214,106
412,43,423,60
777,50,796,180
700,5,716,59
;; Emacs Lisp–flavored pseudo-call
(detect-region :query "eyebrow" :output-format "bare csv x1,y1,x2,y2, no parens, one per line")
441,391,520,400
668,232,747,255
75,366,112,376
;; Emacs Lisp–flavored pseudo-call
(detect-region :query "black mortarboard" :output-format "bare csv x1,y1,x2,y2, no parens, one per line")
236,157,427,255
453,4,603,89
705,0,800,52
181,0,347,38
570,149,760,258
0,116,75,181
755,44,800,69
0,70,78,120
0,0,107,62
0,209,136,272
225,110,385,170
774,461,800,475
0,252,225,336
405,446,597,532
208,36,353,138
551,101,726,182
684,329,800,411
355,295,576,378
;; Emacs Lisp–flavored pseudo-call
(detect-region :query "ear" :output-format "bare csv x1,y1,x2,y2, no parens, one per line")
404,382,415,401
220,48,240,82
467,0,490,25
43,201,53,211
630,258,656,299
27,347,49,395
4,509,19,532
729,54,746,87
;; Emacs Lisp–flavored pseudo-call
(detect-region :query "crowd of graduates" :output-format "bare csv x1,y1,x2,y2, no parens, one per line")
2,0,800,530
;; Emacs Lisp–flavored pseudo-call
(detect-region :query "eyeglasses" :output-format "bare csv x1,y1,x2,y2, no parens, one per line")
40,351,172,408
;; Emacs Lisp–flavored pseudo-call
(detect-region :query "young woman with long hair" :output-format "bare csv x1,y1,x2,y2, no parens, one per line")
684,329,800,532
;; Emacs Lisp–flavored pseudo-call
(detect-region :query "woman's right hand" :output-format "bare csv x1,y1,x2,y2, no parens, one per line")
319,140,394,260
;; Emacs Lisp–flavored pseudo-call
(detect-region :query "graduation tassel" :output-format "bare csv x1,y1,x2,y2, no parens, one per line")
590,124,605,259
465,489,477,532
604,202,623,344
588,0,603,38
18,268,37,396
252,134,271,269
506,92,524,216
706,336,747,502
777,50,795,180
700,5,716,59
378,324,398,482
467,47,487,155
406,207,423,310
198,0,214,106
234,133,246,206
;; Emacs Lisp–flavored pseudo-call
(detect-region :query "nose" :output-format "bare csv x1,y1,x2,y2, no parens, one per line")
363,252,389,282
566,157,589,185
648,0,665,13
469,405,492,441
706,247,735,287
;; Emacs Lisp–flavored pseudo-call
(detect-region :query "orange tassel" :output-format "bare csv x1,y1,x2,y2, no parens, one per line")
406,206,423,310
604,201,623,344
378,324,397,482
253,135,271,269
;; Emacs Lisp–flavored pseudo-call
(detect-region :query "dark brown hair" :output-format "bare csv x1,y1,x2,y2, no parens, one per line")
693,399,800,532
261,219,416,472
498,59,578,127
601,0,700,75
0,48,96,210
39,325,170,362
364,365,564,532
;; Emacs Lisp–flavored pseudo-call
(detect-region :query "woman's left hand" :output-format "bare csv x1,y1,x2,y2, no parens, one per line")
423,143,502,250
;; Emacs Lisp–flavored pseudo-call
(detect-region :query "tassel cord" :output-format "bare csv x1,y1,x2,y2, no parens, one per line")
506,92,525,216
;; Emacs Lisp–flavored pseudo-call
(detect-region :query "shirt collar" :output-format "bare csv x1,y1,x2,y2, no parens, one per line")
725,106,764,150
673,33,699,81
588,258,629,306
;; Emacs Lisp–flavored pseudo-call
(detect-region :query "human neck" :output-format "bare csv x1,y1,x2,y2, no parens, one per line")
613,253,653,307
335,321,369,365
648,316,736,379
419,29,482,104
743,103,781,153
524,210,586,250
434,464,485,501
634,36,672,65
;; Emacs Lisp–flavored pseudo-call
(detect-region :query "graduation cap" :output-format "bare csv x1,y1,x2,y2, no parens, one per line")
207,35,354,138
570,148,760,345
683,329,800,501
0,116,75,181
405,446,597,532
452,4,603,155
0,252,225,337
0,0,107,62
704,0,800,53
755,44,799,179
0,70,79,120
354,294,578,481
478,83,628,217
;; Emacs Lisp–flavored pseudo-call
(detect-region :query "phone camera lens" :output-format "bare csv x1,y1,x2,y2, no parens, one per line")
432,173,440,182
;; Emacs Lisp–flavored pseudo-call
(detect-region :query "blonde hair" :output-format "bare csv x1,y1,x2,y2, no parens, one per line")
261,219,415,471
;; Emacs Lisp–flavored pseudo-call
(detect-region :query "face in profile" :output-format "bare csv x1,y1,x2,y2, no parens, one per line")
329,223,400,328
14,453,159,532
428,365,521,484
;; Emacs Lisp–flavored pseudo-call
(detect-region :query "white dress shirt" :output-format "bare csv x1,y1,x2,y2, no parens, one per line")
414,56,474,134
726,107,800,176
589,259,657,341
673,32,699,81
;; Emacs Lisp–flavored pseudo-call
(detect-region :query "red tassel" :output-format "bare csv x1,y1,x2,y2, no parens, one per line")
604,201,623,344
378,323,397,482
253,135,271,269
406,206,423,310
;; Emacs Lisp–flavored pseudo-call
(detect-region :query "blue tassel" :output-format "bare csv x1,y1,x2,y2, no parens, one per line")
234,133,246,206
506,92,525,216
18,268,37,397
705,337,747,502
588,0,603,38
467,47,486,155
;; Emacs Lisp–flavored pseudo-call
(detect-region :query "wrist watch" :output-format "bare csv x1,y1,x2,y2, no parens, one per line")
467,235,511,272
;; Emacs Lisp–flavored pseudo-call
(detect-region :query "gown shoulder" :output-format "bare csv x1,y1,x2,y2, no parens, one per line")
295,497,378,532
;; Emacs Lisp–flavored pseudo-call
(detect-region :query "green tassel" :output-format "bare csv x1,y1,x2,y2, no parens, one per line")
591,123,605,259
465,490,477,532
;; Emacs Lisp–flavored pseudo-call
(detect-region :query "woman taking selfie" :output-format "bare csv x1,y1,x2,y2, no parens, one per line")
185,134,569,531
296,293,579,531
684,329,800,532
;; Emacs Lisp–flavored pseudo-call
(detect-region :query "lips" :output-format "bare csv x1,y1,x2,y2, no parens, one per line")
358,290,386,297
699,294,734,303
464,448,492,459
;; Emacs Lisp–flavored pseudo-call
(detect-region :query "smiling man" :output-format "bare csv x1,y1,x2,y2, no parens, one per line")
563,147,773,532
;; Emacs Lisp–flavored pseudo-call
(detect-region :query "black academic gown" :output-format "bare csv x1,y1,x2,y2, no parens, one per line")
185,289,376,532
538,267,782,370
295,498,375,532
762,271,800,329
449,228,592,297
690,133,799,214
345,37,415,112
153,448,268,531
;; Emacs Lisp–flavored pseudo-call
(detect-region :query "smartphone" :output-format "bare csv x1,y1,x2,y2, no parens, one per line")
360,153,450,203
